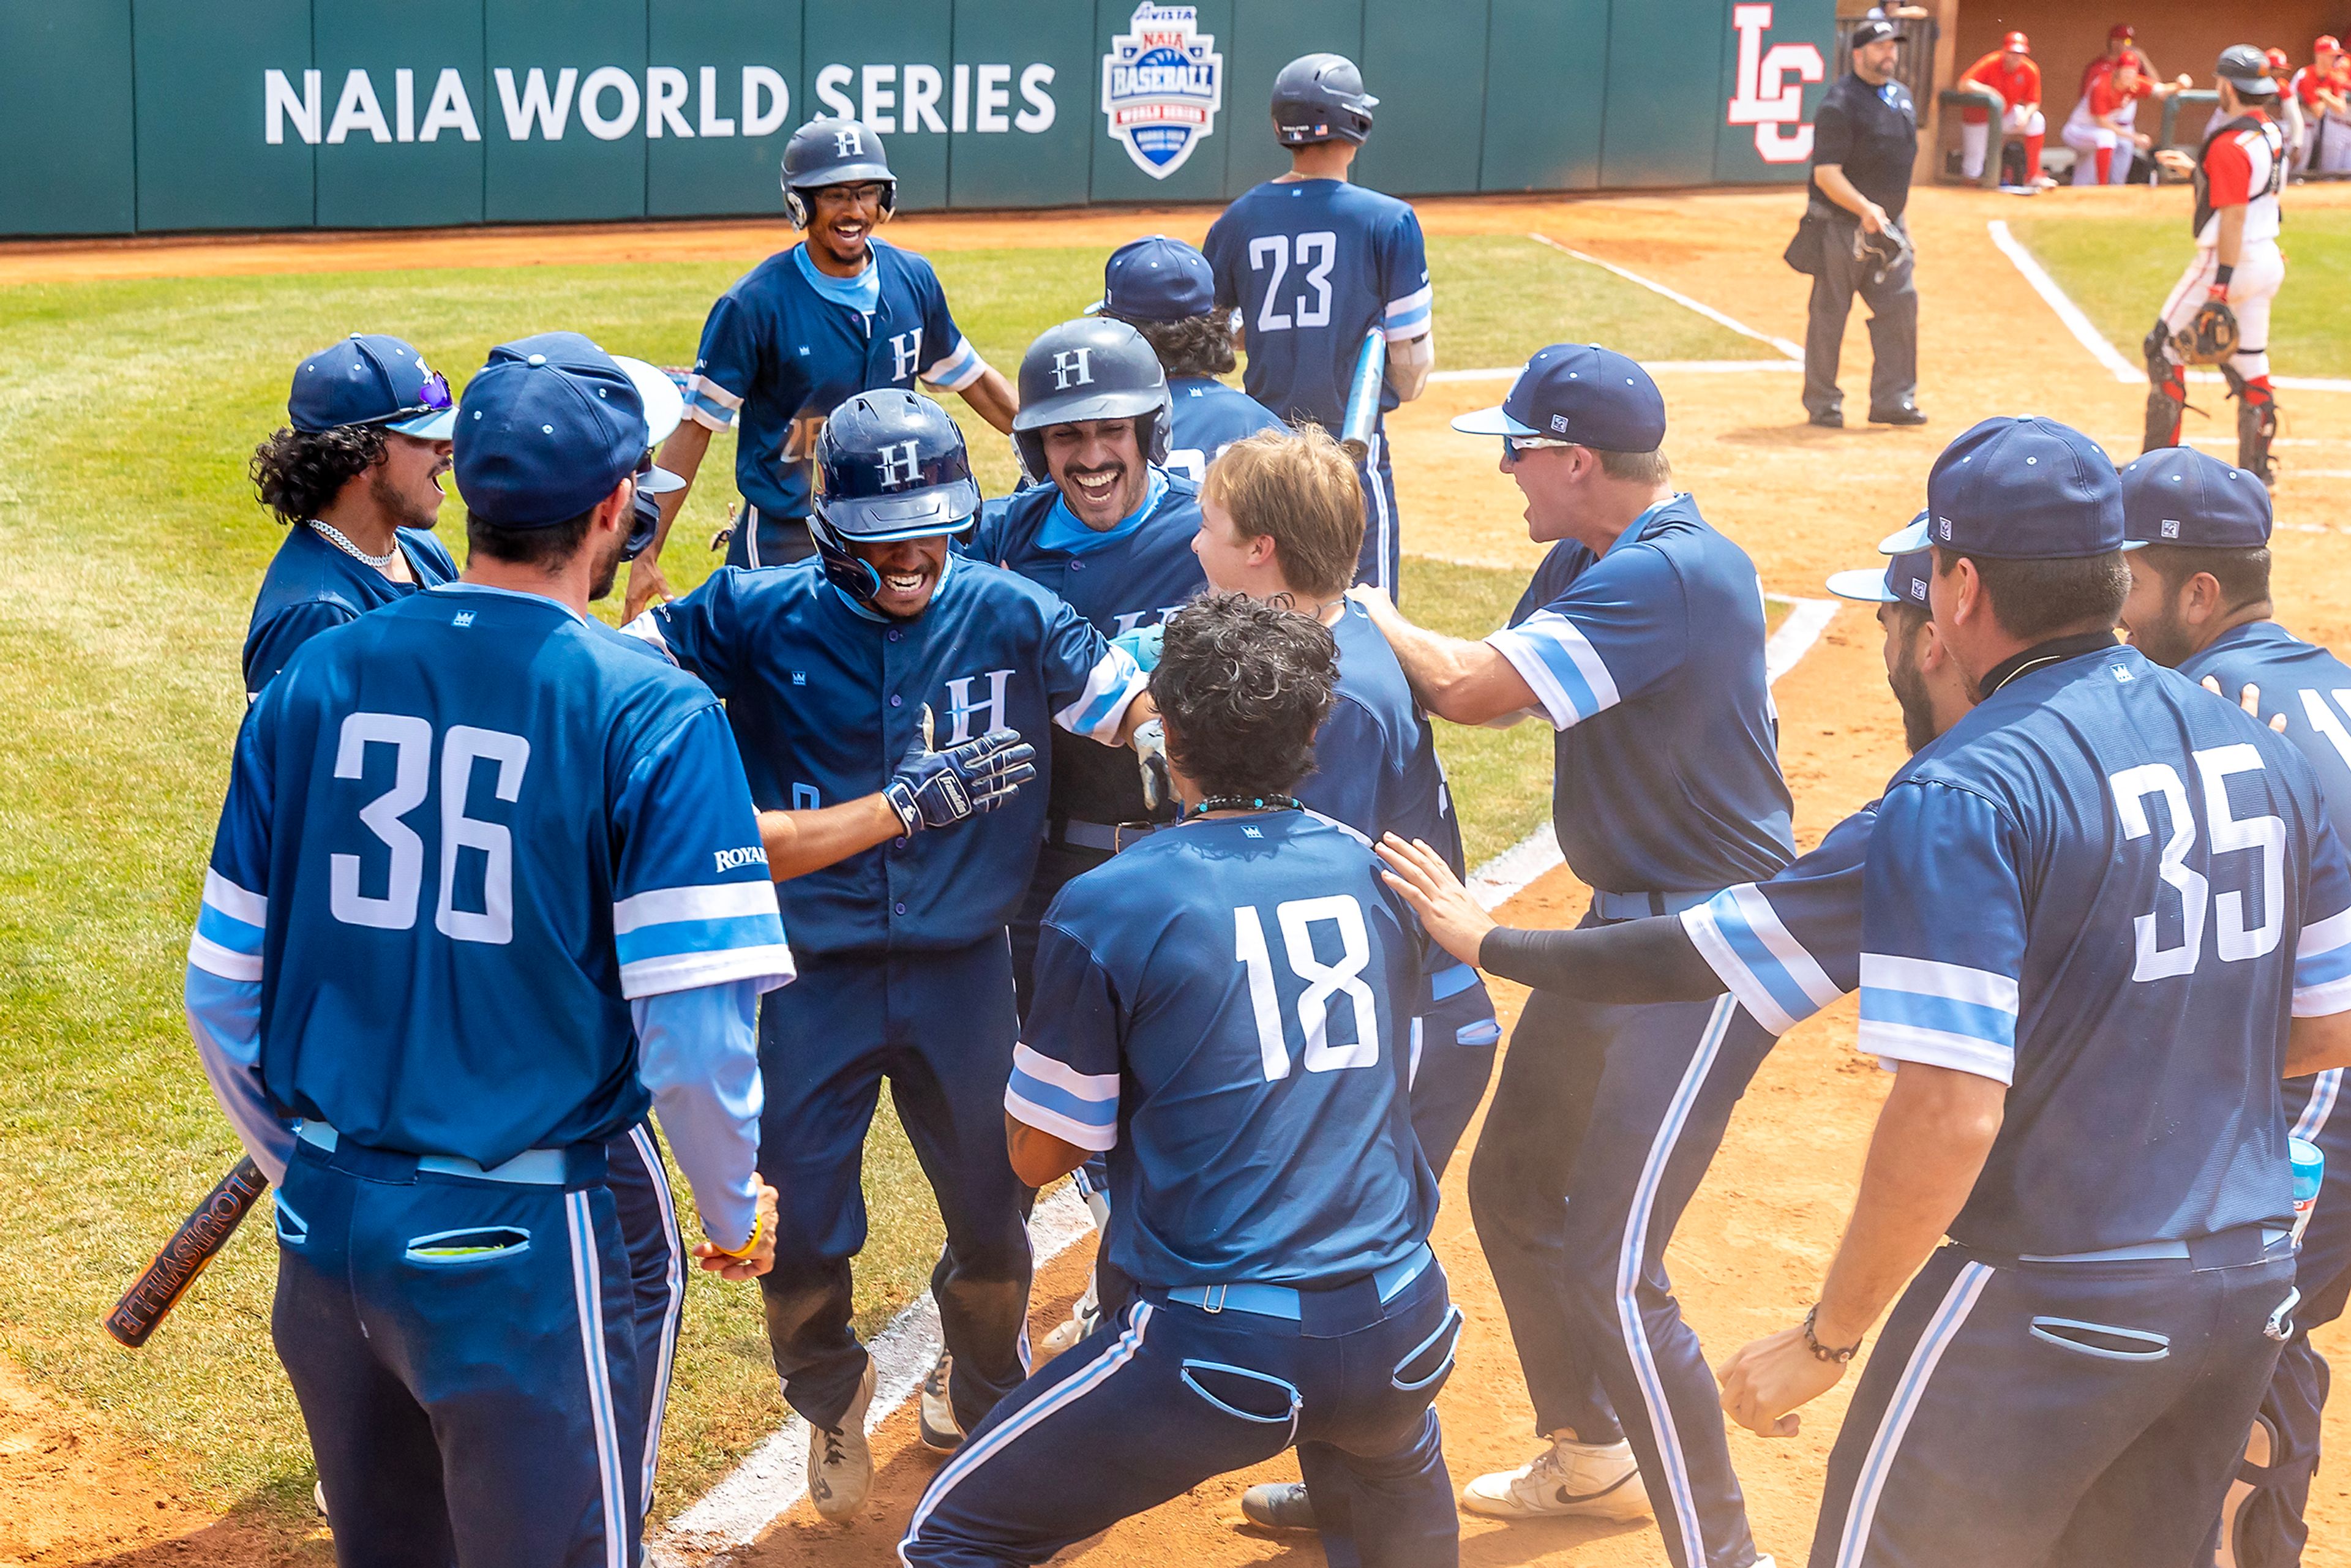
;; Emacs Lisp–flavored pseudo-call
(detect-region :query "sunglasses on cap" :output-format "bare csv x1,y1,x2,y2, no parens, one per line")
381,369,454,424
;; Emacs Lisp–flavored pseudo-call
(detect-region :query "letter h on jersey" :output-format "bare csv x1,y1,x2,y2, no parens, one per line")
945,669,1015,743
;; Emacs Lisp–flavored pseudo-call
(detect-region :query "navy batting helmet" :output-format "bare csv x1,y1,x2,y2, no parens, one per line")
809,391,980,604
2214,43,2280,97
1271,54,1377,146
1010,318,1172,485
781,118,897,229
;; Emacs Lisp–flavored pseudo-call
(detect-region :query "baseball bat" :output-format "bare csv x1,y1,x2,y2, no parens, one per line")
102,1155,269,1349
1338,326,1387,462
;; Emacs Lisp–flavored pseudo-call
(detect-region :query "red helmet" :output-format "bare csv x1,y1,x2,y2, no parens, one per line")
2003,30,2030,53
2268,47,2293,72
2109,22,2135,41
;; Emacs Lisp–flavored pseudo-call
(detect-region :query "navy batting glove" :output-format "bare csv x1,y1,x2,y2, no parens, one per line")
884,710,1038,835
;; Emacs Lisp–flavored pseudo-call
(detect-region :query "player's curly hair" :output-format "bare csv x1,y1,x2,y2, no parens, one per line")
250,424,389,526
1150,590,1338,801
1120,310,1238,378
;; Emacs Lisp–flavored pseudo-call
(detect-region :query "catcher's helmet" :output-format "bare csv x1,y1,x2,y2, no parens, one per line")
2215,44,2280,97
1010,318,1172,486
809,391,980,604
781,118,897,229
1271,54,1378,146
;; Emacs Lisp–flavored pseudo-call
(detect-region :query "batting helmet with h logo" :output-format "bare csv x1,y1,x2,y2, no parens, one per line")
809,390,980,604
781,117,898,229
1010,317,1172,486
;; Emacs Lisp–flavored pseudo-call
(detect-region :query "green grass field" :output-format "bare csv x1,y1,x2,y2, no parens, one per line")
2006,210,2351,379
0,229,1761,1532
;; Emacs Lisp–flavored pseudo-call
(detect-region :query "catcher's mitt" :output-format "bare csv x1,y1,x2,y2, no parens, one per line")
2172,298,2240,366
1852,222,1911,283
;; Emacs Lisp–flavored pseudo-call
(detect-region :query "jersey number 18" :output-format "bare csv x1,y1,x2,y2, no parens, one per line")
1234,895,1380,1081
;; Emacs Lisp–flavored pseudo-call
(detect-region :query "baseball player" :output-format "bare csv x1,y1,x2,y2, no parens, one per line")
2290,39,2347,170
624,117,1016,608
244,334,458,697
2148,46,2289,486
1203,54,1434,597
2061,49,2158,186
188,339,790,1565
963,317,1205,1013
2077,23,2166,96
899,591,1460,1568
2268,49,2308,167
1354,345,1791,1568
1717,415,2351,1567
1955,33,2048,187
1092,235,1285,483
2116,446,2351,1567
627,391,1152,1515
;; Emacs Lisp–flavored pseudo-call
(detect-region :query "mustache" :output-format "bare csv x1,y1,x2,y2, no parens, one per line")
1066,460,1127,481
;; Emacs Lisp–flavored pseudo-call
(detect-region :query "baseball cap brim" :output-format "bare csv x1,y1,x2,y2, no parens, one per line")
1826,567,1899,603
613,356,685,448
636,466,689,497
1450,405,1540,437
385,405,458,440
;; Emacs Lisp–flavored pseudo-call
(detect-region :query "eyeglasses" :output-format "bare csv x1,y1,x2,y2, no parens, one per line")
1501,433,1578,464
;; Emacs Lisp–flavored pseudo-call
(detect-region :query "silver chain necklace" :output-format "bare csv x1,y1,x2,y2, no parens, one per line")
309,520,399,571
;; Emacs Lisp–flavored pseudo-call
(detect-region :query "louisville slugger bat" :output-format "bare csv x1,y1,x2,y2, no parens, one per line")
1338,326,1387,462
103,1155,269,1348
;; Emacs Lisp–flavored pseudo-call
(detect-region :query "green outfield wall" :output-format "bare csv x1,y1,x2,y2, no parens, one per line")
0,0,1834,237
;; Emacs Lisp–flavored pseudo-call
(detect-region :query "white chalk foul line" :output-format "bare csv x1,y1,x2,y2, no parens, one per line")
1989,218,2351,394
1465,596,1838,912
1429,359,1801,384
1528,233,1806,362
653,1182,1097,1564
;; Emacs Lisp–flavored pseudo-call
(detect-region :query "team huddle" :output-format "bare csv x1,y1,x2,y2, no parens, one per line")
189,42,2351,1568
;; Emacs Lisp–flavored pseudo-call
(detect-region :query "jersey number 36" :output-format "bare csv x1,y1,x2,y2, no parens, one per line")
328,712,532,945
1234,895,1380,1081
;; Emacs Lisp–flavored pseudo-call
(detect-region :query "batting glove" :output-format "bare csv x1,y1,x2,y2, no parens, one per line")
884,705,1037,835
1133,718,1172,812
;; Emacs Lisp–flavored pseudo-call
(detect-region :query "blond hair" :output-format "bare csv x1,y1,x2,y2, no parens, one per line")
1201,424,1365,600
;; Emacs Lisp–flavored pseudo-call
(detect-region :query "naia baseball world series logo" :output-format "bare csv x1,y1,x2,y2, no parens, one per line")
1101,3,1224,178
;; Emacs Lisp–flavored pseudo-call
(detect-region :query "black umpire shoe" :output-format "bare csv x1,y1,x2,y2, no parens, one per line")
1869,402,1929,426
1808,408,1843,429
1240,1481,1319,1531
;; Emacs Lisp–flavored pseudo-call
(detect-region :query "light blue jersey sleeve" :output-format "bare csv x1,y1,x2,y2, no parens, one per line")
1043,599,1150,745
632,980,763,1249
1858,782,2025,1082
2296,814,2351,1018
1681,805,1872,1036
1483,541,1687,729
186,708,297,1184
1006,921,1122,1152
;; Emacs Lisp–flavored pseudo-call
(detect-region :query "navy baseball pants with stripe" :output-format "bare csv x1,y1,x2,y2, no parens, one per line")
1354,430,1401,601
900,1263,1460,1567
754,938,1031,1434
272,1135,642,1568
608,1120,685,1509
2230,1070,2351,1567
1467,975,1777,1568
1813,1241,2295,1567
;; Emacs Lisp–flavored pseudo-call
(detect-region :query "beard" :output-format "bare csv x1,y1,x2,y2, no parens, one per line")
1889,648,1937,756
2124,605,2198,671
587,528,630,602
372,463,443,533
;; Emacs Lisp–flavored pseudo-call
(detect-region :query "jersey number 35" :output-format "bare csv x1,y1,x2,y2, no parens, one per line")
1234,895,1380,1081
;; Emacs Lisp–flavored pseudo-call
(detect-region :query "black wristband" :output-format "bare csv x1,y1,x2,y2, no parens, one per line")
2213,263,2236,289
1803,1303,1864,1364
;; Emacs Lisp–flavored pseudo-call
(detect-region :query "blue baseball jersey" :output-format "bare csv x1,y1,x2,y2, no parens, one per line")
632,557,1146,956
1204,180,1431,432
1163,374,1286,485
682,239,984,522
1858,645,2351,1255
191,583,793,1168
1008,809,1438,1289
1304,601,1499,1049
1488,495,1794,895
243,525,458,697
2180,619,2351,1150
964,470,1205,827
1682,800,1878,1037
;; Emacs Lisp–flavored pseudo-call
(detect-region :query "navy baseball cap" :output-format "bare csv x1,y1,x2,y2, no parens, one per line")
2119,446,2271,547
1829,528,1935,607
289,333,456,438
1453,343,1665,453
1881,416,2131,559
1095,236,1216,323
454,335,648,528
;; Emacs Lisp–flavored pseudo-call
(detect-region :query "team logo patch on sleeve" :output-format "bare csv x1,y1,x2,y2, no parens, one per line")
1101,4,1223,179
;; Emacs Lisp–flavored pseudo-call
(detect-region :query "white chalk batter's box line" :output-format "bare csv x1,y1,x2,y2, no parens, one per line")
1989,219,2351,395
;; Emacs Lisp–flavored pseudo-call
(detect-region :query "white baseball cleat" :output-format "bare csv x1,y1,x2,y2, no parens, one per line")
808,1356,877,1522
918,1349,965,1453
1460,1436,1652,1521
1038,1283,1101,1363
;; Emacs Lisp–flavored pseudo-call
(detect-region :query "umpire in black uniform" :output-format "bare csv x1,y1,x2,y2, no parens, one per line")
1796,18,1925,429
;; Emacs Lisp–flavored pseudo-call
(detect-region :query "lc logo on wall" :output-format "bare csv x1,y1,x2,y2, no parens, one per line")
1101,3,1223,179
1725,2,1825,163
